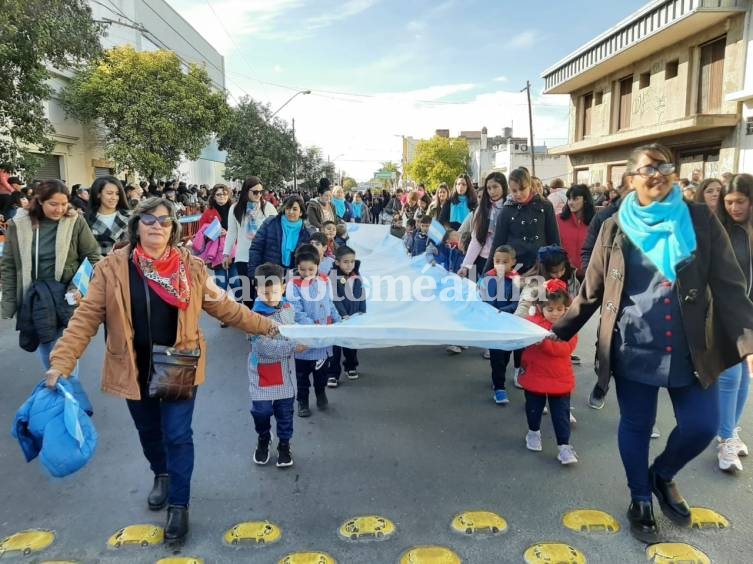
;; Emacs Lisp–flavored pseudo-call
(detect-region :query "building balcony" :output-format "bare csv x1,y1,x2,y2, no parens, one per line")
542,0,746,94
548,113,738,155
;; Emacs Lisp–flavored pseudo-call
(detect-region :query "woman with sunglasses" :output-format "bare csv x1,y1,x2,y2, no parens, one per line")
222,177,277,307
1,180,101,375
551,143,753,543
44,197,278,544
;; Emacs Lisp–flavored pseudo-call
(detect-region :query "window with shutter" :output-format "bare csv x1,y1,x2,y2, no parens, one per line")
618,76,633,130
579,92,593,140
698,36,726,114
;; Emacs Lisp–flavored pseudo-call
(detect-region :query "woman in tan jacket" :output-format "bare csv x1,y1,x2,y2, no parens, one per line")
45,197,278,544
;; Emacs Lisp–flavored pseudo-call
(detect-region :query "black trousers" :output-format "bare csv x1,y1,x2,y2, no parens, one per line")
329,346,359,379
525,391,571,445
295,359,328,403
489,349,522,390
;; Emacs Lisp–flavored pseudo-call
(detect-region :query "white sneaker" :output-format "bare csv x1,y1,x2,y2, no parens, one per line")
542,406,549,415
732,427,749,457
482,349,490,360
569,410,577,424
446,345,462,355
326,377,339,388
650,426,660,439
557,444,578,465
526,430,542,452
718,440,744,472
513,367,524,389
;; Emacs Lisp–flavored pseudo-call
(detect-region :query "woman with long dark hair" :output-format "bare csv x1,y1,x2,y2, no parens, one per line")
249,195,311,275
715,173,753,473
484,167,560,274
439,174,478,230
86,176,131,256
552,143,753,543
1,180,100,376
557,184,595,279
459,172,508,279
223,177,277,305
694,178,723,213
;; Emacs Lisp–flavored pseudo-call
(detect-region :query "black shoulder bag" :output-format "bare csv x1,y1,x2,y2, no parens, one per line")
142,275,199,401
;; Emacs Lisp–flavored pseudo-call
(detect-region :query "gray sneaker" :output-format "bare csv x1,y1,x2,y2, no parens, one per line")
526,430,542,452
557,444,578,465
587,387,606,410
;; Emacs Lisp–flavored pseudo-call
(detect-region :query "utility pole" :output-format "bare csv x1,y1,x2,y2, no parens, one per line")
521,80,536,177
293,118,297,192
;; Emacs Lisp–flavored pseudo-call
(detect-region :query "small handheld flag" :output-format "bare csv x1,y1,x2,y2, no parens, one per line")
204,217,222,241
428,219,446,245
72,258,94,297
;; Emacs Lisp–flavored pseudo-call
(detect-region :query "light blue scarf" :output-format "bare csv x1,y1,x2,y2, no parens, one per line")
280,215,303,267
332,197,347,218
618,185,697,282
352,202,364,220
450,195,470,224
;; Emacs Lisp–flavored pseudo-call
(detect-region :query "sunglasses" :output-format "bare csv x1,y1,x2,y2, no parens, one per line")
139,214,174,227
250,190,264,195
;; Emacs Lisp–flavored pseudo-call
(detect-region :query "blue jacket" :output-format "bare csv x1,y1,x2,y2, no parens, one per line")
12,377,97,478
404,231,430,257
479,269,519,314
332,262,366,317
427,242,465,274
286,274,342,360
249,215,312,273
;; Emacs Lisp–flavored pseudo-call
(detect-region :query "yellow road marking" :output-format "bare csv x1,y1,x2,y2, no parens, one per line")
690,507,729,530
399,546,462,563
0,529,55,556
223,520,282,545
451,511,507,535
106,524,163,548
646,543,710,563
562,509,620,534
339,515,395,540
524,543,586,564
278,551,336,563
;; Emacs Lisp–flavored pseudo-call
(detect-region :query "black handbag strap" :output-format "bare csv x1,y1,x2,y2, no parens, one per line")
142,274,154,384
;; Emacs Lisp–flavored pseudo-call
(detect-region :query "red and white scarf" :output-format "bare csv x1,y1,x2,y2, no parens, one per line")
133,245,191,310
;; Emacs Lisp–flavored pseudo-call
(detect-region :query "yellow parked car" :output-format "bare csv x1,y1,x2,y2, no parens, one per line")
224,521,282,545
451,511,507,535
340,516,395,540
0,529,55,556
107,525,163,548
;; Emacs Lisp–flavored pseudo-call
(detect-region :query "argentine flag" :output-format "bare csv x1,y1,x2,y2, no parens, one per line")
428,219,446,245
72,258,94,297
204,217,222,241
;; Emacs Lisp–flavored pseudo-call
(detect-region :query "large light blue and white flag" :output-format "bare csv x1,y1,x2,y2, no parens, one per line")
72,258,94,297
204,217,222,241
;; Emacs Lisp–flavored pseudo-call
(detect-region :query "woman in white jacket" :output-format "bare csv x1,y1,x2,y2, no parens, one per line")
222,176,277,306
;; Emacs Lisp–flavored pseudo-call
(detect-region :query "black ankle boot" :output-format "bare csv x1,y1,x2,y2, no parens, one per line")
315,389,328,410
165,505,189,543
148,474,169,511
649,465,691,526
627,500,660,544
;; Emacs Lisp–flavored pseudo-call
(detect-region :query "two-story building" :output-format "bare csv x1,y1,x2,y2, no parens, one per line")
541,0,750,187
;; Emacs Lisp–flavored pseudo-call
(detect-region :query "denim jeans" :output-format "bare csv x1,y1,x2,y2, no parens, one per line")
37,335,79,379
524,391,571,445
126,392,197,507
295,359,329,404
718,361,750,440
614,376,719,501
212,261,240,295
251,397,295,443
489,349,522,390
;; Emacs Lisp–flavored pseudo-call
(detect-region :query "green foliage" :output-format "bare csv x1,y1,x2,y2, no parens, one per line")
219,97,296,189
298,146,335,192
405,136,469,189
342,177,357,190
0,0,103,175
62,46,229,179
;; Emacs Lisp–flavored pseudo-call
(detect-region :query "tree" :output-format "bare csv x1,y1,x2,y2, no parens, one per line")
297,146,335,193
342,177,358,190
219,97,296,189
405,136,469,190
0,0,103,174
61,46,229,179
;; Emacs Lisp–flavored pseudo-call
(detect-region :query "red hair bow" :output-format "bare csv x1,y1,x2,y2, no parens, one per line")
544,278,568,294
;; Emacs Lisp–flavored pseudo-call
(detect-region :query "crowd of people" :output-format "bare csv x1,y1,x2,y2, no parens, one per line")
2,143,753,545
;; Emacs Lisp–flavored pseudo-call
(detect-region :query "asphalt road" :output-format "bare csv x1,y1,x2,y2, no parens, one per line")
1,313,752,563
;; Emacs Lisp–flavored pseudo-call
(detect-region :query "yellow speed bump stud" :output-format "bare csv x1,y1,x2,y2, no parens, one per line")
107,525,163,548
524,543,586,564
156,559,205,564
278,551,336,564
399,546,462,563
451,511,507,536
0,529,55,556
690,507,729,530
646,543,710,564
339,515,395,541
223,521,282,546
562,509,620,534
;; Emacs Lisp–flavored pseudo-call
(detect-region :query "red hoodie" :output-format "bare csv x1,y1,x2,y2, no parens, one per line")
519,313,578,396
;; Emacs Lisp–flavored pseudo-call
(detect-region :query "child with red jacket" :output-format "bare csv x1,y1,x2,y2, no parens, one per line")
519,278,579,465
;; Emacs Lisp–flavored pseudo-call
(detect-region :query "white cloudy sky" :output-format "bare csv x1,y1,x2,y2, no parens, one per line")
166,0,646,181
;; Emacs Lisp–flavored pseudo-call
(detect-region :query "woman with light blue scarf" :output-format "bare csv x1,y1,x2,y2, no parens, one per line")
249,196,311,277
438,174,478,230
331,185,353,222
552,143,753,544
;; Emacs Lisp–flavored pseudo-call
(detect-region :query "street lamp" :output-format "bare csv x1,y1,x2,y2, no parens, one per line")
269,89,311,192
